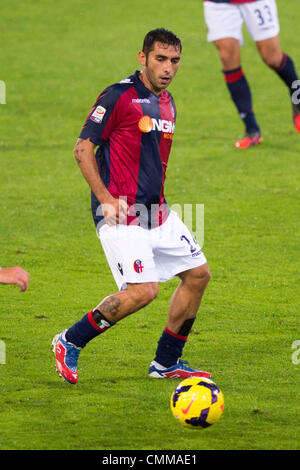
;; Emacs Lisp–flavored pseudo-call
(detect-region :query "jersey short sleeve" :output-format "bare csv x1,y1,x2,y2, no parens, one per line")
79,86,121,146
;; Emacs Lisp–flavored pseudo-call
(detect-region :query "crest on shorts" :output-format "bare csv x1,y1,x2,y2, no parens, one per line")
133,259,144,273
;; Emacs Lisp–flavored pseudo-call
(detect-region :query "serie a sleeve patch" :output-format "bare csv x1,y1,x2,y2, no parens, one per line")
90,105,107,123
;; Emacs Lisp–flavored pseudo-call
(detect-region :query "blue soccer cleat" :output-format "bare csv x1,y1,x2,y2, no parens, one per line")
52,330,81,384
148,359,211,379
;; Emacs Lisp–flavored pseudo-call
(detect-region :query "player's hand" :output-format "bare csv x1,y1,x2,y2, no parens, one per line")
0,266,30,292
101,196,129,226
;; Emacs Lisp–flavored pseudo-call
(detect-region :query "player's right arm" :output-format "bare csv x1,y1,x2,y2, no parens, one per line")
74,86,128,225
73,137,128,225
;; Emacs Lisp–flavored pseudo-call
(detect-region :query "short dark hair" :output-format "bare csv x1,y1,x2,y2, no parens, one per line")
142,28,182,56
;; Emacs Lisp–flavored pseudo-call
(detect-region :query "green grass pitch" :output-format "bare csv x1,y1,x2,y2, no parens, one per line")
0,0,299,451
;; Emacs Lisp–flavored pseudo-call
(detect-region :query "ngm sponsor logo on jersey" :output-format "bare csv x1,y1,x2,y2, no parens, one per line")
138,115,175,138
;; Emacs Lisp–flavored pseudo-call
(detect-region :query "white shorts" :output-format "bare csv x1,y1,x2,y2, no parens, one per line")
98,210,207,290
203,0,280,44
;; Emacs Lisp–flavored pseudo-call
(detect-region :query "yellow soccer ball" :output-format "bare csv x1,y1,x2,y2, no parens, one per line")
170,377,224,429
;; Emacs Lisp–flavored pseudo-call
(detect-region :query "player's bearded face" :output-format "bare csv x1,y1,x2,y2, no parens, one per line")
139,42,181,94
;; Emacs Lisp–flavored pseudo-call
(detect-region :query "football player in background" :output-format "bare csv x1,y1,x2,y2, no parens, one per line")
202,0,300,148
52,28,212,384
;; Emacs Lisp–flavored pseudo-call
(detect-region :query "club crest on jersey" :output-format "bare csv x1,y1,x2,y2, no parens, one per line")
138,115,175,135
133,259,144,273
90,105,106,123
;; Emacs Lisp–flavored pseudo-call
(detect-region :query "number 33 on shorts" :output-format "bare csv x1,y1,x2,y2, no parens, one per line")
253,3,273,27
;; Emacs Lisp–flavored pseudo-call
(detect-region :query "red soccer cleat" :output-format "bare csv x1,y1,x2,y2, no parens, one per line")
235,132,263,149
292,104,300,132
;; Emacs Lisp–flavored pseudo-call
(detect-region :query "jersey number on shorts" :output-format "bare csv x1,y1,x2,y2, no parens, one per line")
180,235,197,254
254,5,273,27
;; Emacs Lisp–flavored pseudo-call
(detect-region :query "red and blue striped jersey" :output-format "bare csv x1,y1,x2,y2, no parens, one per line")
79,71,176,229
203,1,257,4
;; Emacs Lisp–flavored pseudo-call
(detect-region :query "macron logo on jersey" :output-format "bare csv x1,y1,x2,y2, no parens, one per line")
138,115,175,135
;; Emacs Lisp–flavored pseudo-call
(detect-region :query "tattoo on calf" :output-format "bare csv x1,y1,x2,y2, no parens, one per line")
99,296,121,317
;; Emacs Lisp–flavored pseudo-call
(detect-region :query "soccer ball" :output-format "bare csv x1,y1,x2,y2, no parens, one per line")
170,377,224,429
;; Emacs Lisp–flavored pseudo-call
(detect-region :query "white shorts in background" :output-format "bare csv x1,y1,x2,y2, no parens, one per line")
98,210,207,290
203,0,280,44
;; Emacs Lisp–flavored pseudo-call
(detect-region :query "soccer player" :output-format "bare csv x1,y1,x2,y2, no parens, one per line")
52,28,212,384
202,0,300,148
0,266,30,292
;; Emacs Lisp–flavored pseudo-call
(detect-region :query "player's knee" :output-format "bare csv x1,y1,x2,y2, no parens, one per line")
220,50,236,69
198,265,211,288
142,282,159,305
130,282,159,308
187,265,211,292
215,43,240,70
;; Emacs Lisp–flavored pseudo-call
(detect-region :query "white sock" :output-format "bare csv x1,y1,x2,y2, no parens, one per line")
151,360,167,370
